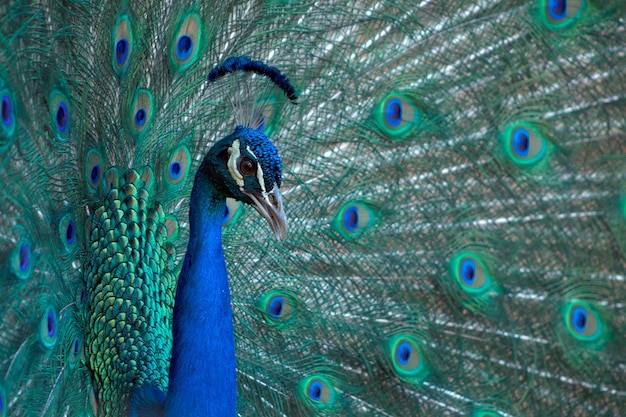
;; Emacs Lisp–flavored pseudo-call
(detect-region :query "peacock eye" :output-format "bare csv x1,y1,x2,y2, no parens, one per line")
238,157,256,177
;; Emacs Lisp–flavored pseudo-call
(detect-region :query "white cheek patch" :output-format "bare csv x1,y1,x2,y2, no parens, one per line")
227,139,244,188
227,141,270,199
247,145,267,195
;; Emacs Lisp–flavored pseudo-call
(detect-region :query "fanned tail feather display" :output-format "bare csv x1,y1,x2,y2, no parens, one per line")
0,0,625,416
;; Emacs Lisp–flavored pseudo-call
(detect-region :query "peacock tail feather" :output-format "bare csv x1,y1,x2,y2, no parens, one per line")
0,0,625,416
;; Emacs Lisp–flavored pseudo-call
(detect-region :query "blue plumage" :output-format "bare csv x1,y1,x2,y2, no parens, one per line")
120,116,287,416
167,176,235,416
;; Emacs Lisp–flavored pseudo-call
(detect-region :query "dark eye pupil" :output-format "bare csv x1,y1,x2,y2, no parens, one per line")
240,158,255,175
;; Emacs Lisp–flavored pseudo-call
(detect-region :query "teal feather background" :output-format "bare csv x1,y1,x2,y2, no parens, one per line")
0,0,625,416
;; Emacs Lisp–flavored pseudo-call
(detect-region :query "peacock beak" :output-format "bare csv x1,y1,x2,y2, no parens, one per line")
244,185,287,240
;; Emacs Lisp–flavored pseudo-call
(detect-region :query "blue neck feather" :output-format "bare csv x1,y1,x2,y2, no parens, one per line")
165,163,236,417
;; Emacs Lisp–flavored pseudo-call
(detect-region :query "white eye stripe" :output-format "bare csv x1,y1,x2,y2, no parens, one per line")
227,141,267,195
246,145,267,195
227,139,244,188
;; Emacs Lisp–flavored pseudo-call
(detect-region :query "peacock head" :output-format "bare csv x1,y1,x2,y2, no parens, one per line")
204,125,286,239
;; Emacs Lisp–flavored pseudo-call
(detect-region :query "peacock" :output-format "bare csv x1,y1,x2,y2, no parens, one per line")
0,0,625,415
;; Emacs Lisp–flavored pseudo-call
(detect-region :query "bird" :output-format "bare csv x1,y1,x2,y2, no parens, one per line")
0,0,625,416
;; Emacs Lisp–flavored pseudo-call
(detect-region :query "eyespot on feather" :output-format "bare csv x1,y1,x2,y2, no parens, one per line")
538,0,586,29
0,89,16,140
374,93,422,141
450,252,492,293
170,13,202,71
130,89,153,136
112,15,132,74
298,376,336,409
165,145,191,186
68,337,83,370
387,335,429,383
331,201,378,240
85,149,104,190
502,122,549,165
49,90,70,140
258,291,296,325
565,302,602,341
11,241,33,279
40,305,58,348
59,214,77,252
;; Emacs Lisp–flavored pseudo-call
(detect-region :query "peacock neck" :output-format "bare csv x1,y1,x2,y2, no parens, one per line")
165,162,236,417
